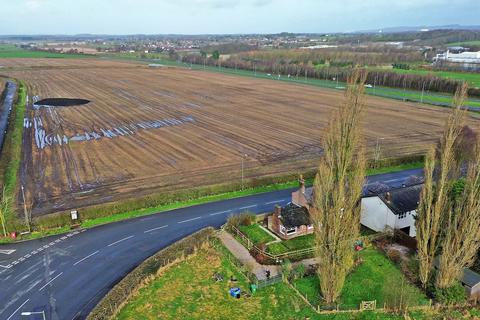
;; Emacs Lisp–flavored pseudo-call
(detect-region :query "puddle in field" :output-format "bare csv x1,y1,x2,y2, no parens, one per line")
33,98,90,108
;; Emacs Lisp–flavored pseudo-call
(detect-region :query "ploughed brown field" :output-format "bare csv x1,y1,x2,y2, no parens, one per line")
1,58,478,216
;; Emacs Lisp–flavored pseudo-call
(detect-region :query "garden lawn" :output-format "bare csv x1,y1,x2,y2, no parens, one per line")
114,241,472,320
238,224,275,245
293,247,429,310
115,242,315,320
267,234,315,255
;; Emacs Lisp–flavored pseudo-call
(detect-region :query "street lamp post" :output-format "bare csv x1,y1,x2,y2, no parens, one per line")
21,311,46,320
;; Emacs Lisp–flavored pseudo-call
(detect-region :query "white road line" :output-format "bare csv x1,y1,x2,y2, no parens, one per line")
0,264,12,269
38,272,63,291
144,225,168,233
265,200,286,205
238,205,257,210
107,235,134,247
209,210,232,216
73,250,99,266
0,249,16,255
178,216,201,224
6,298,29,320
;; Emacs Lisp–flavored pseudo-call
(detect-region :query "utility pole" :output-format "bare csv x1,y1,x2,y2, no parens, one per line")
21,185,30,232
374,137,385,168
241,154,247,190
304,69,307,82
421,81,425,103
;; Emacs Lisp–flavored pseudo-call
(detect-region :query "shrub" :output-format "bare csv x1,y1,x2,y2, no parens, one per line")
292,263,306,280
225,211,255,230
249,243,270,265
386,248,402,264
433,282,466,305
281,259,293,282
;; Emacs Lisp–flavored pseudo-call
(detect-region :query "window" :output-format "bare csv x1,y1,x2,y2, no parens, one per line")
280,225,297,235
307,224,314,230
398,212,407,219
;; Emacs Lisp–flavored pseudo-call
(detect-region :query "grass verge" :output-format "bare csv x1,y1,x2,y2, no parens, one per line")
0,81,26,233
0,160,424,244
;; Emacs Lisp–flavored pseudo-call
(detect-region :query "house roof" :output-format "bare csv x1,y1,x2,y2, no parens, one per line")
378,184,423,215
463,268,480,288
280,203,311,229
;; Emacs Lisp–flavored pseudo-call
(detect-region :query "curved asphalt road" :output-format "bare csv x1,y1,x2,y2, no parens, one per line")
0,168,422,320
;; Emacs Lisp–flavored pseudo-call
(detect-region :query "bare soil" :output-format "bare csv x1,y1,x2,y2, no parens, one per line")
1,58,479,216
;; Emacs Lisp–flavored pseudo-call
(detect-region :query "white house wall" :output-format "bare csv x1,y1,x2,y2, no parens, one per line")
360,197,396,233
360,197,417,237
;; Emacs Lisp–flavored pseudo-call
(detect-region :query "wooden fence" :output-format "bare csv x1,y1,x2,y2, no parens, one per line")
229,225,380,264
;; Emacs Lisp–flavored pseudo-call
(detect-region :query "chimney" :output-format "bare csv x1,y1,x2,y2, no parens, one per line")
299,174,305,194
385,192,391,203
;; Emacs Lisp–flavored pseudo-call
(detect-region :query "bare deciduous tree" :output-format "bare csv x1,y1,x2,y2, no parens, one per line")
311,69,367,303
415,83,467,288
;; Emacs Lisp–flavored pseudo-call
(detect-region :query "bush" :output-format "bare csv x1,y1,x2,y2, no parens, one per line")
386,248,402,264
292,263,306,280
225,212,255,230
281,259,293,282
433,282,466,305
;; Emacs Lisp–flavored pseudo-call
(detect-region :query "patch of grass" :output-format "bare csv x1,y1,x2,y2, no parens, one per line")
267,234,315,255
115,242,314,320
293,248,429,310
0,81,27,233
366,161,423,176
341,248,429,309
0,44,90,59
447,40,480,47
369,67,480,89
238,224,275,245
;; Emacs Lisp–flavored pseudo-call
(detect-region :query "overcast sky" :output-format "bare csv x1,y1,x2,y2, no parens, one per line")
1,0,479,35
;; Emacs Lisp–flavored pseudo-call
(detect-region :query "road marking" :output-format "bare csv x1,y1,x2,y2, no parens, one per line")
0,264,12,269
6,299,29,320
144,225,168,233
73,250,99,266
265,200,286,205
0,249,16,255
209,210,232,216
107,235,134,247
39,272,63,291
238,205,257,210
178,216,201,224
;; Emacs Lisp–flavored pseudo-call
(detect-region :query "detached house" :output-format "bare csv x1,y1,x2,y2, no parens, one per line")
268,177,314,240
267,177,422,239
360,184,422,237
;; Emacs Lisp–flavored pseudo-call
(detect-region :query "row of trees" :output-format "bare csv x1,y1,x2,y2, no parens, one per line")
180,53,480,97
416,83,480,295
309,72,480,304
